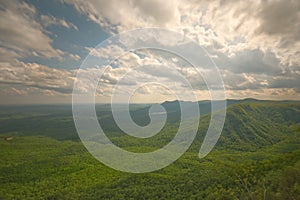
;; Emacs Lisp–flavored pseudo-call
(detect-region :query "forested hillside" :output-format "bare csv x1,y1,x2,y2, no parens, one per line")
0,100,299,199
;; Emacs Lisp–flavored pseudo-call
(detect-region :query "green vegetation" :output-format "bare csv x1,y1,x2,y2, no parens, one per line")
0,100,299,199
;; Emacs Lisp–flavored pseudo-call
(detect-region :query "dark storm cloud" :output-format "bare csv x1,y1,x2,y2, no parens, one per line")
257,0,300,47
228,49,282,75
213,48,282,76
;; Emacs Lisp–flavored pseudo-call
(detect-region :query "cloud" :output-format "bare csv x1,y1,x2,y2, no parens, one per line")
130,0,180,25
223,49,282,75
0,61,75,94
79,45,300,101
40,15,78,30
86,45,125,59
222,69,300,93
256,0,300,45
68,53,81,61
63,0,299,69
268,72,300,92
1,0,299,102
61,0,180,33
0,0,64,60
0,47,20,61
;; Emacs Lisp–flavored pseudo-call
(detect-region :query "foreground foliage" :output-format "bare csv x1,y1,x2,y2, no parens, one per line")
0,136,299,199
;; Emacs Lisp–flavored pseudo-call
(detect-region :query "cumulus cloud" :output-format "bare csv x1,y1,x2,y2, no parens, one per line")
86,45,125,59
40,15,78,30
61,0,180,33
0,0,64,60
1,0,299,102
63,0,299,68
68,53,81,61
0,61,75,94
77,45,300,102
223,49,282,75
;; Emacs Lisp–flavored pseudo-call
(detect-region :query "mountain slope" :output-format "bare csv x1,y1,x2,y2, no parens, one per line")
193,101,300,151
0,100,299,152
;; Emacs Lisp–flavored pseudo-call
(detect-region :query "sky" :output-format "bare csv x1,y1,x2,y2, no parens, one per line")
0,0,299,104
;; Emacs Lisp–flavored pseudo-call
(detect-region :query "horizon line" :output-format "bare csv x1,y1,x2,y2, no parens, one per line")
0,98,299,106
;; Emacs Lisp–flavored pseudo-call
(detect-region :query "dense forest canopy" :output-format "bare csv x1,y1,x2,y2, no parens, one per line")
0,100,299,199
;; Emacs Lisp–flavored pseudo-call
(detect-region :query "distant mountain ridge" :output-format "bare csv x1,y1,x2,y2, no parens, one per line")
0,99,299,151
